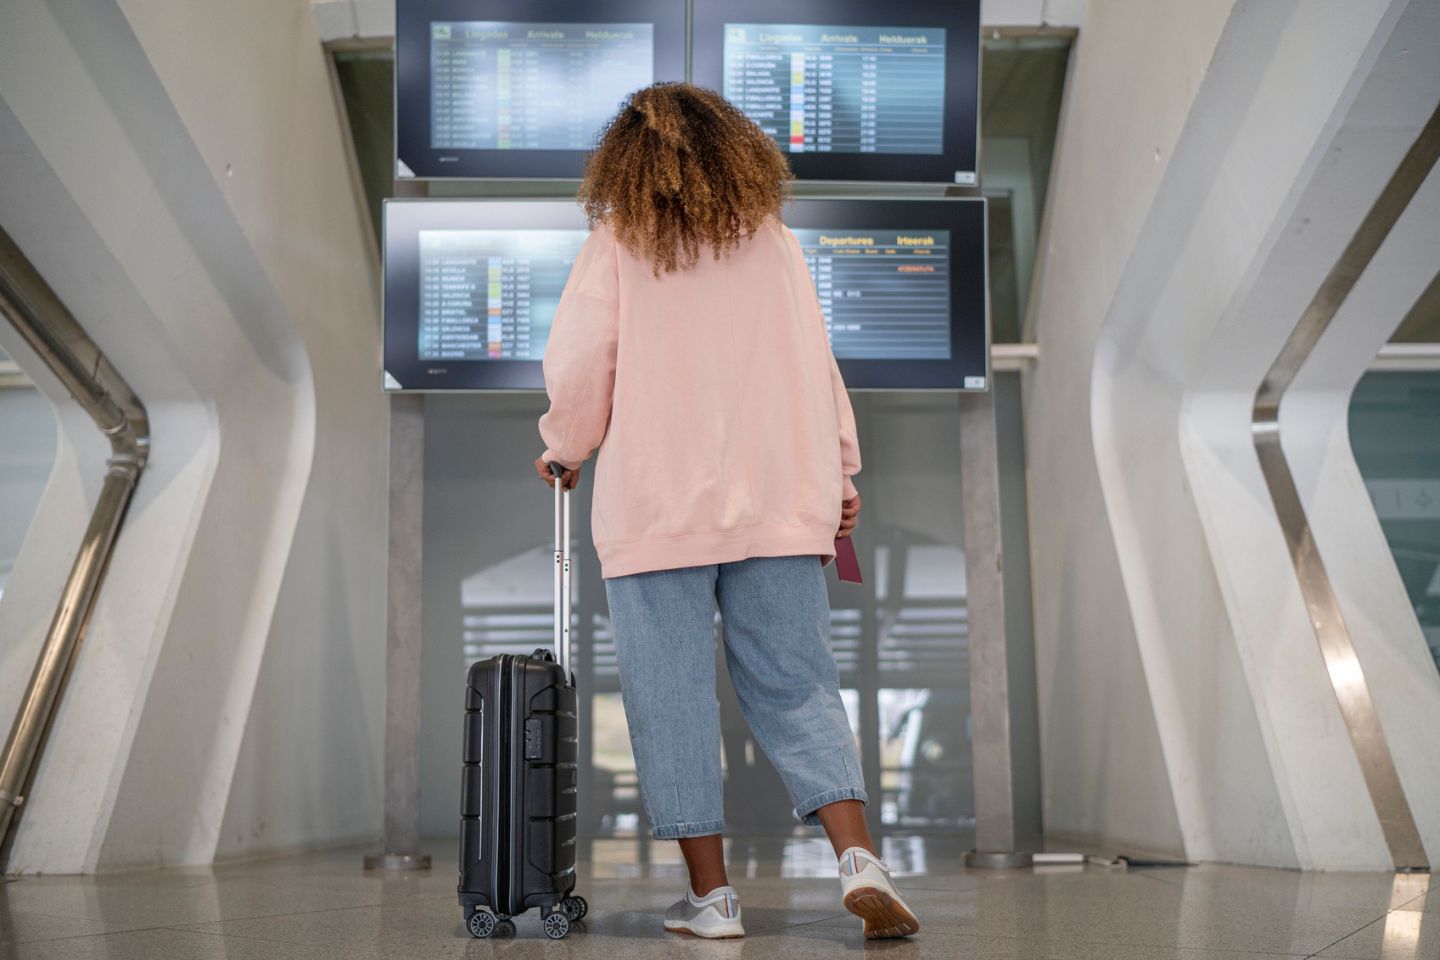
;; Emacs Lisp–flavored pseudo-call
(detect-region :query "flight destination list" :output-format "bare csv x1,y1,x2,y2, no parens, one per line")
417,230,588,361
724,24,946,155
429,22,652,151
415,229,949,362
793,230,952,359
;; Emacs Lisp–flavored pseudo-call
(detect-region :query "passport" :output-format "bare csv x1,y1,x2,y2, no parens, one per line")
833,536,862,584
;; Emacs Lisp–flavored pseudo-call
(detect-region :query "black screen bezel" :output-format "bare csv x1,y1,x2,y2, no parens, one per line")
691,0,980,184
395,0,686,180
382,197,989,392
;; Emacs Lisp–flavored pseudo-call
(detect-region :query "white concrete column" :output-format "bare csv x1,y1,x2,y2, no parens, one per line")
1028,0,1440,867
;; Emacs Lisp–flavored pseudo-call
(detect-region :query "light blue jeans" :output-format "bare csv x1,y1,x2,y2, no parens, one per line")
604,555,868,839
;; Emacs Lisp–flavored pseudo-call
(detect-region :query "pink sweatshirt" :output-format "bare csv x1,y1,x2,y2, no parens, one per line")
539,216,861,579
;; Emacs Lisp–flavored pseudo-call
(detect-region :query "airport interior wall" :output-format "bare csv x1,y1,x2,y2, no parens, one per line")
0,0,387,871
1,0,1437,875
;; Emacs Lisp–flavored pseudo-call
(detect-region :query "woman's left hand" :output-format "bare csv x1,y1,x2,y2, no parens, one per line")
535,457,582,490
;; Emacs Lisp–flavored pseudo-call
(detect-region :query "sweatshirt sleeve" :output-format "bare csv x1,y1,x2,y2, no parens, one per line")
783,225,862,500
538,230,620,469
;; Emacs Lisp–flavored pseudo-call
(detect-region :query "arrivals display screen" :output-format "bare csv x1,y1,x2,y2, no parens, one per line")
725,26,946,156
692,1,980,184
384,198,987,391
396,1,685,179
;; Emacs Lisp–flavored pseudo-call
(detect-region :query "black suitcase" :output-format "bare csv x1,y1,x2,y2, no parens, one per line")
458,466,585,940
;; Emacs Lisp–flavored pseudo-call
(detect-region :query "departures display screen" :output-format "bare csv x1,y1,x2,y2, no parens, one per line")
384,199,987,391
723,25,946,156
428,22,652,152
792,230,951,359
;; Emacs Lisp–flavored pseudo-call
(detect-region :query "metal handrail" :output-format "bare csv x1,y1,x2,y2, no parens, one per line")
0,226,149,866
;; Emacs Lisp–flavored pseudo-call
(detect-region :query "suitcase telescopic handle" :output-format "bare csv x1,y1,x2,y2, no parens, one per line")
548,462,572,685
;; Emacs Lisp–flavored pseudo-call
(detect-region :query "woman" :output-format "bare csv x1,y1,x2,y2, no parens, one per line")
533,82,918,941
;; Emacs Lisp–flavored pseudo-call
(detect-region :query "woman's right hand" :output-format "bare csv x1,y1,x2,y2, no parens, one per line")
535,457,581,490
837,493,861,538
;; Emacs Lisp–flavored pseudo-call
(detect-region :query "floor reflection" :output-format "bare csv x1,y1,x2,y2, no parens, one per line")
582,833,972,881
2,837,1435,958
1381,873,1432,960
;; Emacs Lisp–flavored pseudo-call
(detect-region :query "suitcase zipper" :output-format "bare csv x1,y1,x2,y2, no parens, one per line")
496,655,511,912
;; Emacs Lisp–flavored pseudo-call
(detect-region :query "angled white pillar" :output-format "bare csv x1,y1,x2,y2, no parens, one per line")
1029,0,1440,867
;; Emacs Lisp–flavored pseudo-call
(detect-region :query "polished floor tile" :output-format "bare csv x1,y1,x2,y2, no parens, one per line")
4,927,389,960
0,906,118,946
2,838,1433,960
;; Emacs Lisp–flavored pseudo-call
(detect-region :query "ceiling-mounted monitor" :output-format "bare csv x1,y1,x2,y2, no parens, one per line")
395,1,685,180
691,1,981,185
383,198,987,391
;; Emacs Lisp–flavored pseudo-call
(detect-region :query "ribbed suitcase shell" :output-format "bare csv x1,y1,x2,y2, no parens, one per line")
458,649,579,918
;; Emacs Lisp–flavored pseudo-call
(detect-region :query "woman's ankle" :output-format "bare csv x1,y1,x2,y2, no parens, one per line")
678,833,729,897
815,799,877,858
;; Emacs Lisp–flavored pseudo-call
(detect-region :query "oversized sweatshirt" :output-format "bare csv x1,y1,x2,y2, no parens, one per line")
538,216,861,579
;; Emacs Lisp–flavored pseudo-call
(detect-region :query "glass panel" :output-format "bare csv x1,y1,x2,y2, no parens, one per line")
332,49,395,248
985,193,1022,344
0,385,58,601
591,692,642,836
1350,371,1440,673
981,34,1072,342
1389,270,1440,343
417,376,1044,841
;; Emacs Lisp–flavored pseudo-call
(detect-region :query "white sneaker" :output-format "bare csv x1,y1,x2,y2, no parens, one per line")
663,884,745,939
838,846,920,938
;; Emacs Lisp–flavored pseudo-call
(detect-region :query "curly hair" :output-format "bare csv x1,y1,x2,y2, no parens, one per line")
579,83,793,274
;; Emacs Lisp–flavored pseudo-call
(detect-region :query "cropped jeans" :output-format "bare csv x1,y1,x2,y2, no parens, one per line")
604,555,868,839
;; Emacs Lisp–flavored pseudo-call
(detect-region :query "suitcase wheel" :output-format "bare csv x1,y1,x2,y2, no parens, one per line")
562,895,588,921
467,910,497,939
543,911,571,939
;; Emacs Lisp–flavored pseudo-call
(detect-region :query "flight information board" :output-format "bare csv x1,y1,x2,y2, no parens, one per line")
396,0,685,179
724,25,946,156
417,230,587,360
384,198,987,391
428,22,652,152
793,230,951,359
692,0,979,184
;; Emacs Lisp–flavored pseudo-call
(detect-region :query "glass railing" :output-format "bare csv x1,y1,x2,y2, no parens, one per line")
0,347,57,604
1350,369,1440,673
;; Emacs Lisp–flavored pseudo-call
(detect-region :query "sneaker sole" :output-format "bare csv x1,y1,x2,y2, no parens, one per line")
843,886,920,939
664,923,745,940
